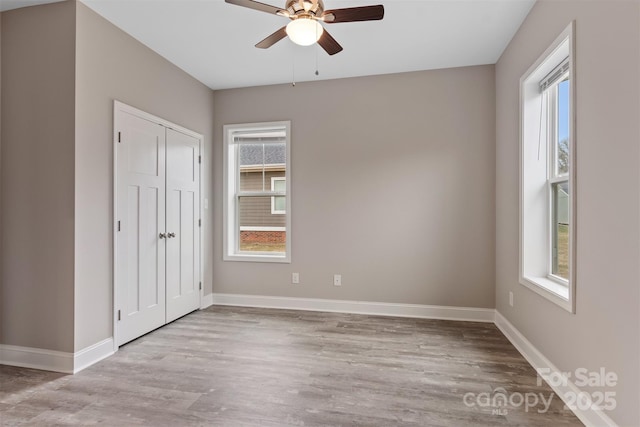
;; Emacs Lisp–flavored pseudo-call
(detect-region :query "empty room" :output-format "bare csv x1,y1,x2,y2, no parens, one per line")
0,0,638,426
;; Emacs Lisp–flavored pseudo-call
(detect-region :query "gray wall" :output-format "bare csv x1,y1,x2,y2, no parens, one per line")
0,13,3,340
0,1,76,352
74,2,215,351
495,1,639,425
213,65,496,308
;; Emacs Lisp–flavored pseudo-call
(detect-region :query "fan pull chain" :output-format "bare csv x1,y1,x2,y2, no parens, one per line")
292,49,296,87
315,25,320,76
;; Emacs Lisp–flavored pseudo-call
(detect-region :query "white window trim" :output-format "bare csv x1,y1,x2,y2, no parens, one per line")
271,177,286,215
519,21,576,313
223,121,291,263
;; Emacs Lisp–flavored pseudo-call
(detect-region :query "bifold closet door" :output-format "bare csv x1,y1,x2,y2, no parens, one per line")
116,112,167,346
165,129,201,323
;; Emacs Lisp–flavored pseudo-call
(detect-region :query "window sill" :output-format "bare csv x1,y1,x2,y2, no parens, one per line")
520,275,573,313
224,253,291,264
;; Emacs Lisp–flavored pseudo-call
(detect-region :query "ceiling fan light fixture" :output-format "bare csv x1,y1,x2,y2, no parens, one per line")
286,17,323,46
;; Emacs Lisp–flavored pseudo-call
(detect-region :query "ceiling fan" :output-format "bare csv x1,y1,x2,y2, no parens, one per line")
225,0,384,55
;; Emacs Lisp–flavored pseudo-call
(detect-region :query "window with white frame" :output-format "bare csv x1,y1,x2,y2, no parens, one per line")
520,22,575,312
271,177,286,214
223,122,291,263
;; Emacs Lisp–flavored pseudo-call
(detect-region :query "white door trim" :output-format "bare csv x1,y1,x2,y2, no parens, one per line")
113,100,203,352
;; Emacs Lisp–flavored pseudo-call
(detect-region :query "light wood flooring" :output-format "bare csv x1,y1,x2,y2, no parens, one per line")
1,306,582,426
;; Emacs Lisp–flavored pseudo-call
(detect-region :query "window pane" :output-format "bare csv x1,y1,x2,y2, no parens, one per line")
238,195,286,253
239,142,287,192
239,143,265,191
556,79,570,175
552,181,569,279
273,179,286,192
274,196,286,212
271,177,286,213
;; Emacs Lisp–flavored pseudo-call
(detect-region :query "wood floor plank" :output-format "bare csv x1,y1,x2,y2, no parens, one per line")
0,306,582,426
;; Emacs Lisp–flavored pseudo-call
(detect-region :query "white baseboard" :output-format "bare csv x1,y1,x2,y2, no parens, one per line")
201,293,214,309
0,338,114,374
494,311,617,427
73,338,114,373
0,344,74,374
210,293,495,322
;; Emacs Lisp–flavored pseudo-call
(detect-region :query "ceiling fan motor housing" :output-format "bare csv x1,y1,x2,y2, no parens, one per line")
285,0,324,19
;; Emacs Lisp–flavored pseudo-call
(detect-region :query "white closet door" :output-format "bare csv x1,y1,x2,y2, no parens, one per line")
165,128,201,323
116,112,167,346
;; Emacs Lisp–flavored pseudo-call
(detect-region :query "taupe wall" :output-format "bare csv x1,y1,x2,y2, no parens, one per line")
0,14,3,336
74,2,215,351
0,2,76,352
213,66,496,307
495,1,639,425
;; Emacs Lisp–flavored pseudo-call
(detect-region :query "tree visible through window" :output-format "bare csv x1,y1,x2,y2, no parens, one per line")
550,77,570,280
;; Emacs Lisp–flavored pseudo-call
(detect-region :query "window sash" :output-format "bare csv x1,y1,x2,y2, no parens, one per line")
546,79,570,286
547,80,570,180
235,140,286,194
548,178,569,285
234,194,286,255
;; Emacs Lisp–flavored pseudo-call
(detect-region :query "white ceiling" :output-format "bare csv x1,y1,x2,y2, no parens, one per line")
4,0,536,90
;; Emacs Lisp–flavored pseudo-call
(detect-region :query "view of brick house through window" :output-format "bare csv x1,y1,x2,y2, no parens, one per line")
239,141,286,252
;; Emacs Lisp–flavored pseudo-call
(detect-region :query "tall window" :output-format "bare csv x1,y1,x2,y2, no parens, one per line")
520,23,575,312
223,122,291,263
548,74,570,280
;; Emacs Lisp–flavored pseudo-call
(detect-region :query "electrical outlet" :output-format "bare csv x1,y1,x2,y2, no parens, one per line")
509,291,514,307
333,274,342,287
292,272,300,284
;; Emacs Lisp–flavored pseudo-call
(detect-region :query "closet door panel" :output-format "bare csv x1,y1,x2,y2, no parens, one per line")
116,111,166,346
166,128,201,323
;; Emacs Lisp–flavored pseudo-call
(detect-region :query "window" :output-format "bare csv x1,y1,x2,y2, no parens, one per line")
271,177,286,214
223,121,291,263
549,75,570,280
519,22,575,312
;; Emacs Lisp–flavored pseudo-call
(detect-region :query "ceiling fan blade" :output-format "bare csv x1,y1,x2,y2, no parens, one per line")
256,26,288,49
225,0,286,16
317,29,343,55
322,5,384,23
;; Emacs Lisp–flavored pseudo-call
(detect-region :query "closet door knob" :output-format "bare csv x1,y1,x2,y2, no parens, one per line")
159,233,167,239
168,232,176,238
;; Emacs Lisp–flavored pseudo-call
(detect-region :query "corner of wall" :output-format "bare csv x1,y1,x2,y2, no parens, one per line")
0,0,77,353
